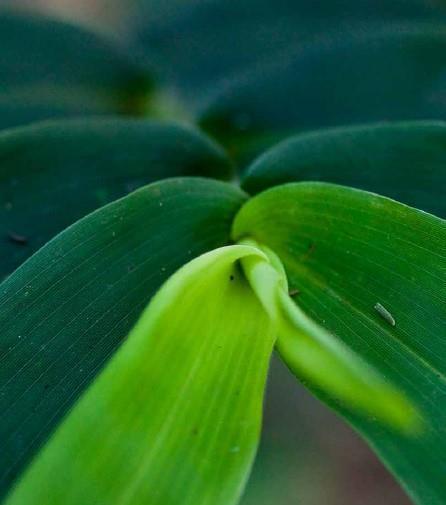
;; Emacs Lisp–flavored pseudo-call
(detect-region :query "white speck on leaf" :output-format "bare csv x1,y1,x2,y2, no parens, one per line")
374,302,396,327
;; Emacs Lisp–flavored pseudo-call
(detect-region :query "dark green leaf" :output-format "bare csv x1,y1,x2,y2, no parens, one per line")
0,11,152,129
233,182,446,504
0,118,232,278
6,245,275,505
0,177,246,499
200,23,446,159
242,121,446,218
135,2,446,101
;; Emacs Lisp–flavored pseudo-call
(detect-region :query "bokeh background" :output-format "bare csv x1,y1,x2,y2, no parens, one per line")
0,1,416,504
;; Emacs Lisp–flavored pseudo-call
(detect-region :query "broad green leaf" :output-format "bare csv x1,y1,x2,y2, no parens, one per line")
0,11,152,130
233,182,446,505
200,23,446,159
5,245,275,505
0,118,232,278
242,121,446,218
0,177,246,499
238,238,418,432
135,1,446,101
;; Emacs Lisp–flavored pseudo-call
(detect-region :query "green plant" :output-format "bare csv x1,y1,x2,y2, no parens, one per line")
0,5,445,505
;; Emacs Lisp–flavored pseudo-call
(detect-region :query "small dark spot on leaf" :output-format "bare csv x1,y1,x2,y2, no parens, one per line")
7,232,28,245
230,275,235,281
289,288,300,297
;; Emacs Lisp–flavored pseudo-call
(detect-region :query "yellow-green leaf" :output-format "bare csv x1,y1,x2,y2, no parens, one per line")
6,246,275,505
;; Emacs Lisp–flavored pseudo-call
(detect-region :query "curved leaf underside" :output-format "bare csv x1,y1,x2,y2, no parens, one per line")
242,121,446,218
0,118,232,278
5,245,275,505
135,1,446,101
0,12,152,130
200,23,446,160
0,177,246,499
233,182,446,505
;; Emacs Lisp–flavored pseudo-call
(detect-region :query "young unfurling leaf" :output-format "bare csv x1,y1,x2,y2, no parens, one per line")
6,246,275,505
238,238,419,432
233,181,446,505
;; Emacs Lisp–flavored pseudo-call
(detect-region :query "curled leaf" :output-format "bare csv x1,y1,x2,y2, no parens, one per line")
233,182,446,504
238,238,419,432
6,245,275,505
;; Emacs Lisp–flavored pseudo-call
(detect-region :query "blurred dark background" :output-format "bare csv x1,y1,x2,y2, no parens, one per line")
0,1,416,504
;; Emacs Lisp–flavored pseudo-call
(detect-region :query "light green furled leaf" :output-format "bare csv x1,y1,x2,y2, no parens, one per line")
242,121,446,218
233,182,446,505
0,177,246,499
6,245,275,505
0,11,152,130
200,23,446,161
0,118,232,278
238,238,417,432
